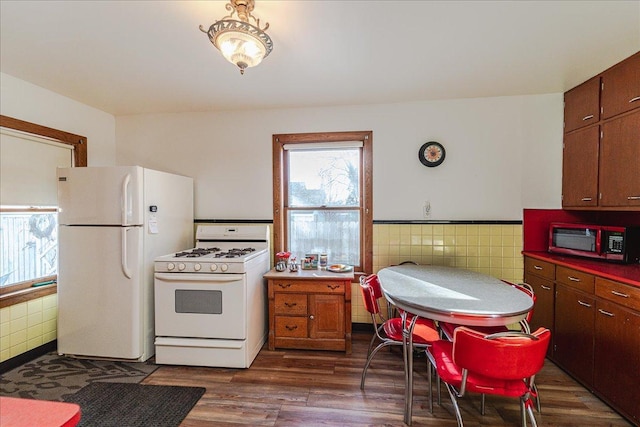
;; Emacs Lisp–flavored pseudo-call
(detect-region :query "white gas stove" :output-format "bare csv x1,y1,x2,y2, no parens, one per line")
154,225,269,274
153,225,270,368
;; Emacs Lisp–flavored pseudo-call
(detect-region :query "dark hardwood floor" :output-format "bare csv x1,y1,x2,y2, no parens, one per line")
143,332,632,426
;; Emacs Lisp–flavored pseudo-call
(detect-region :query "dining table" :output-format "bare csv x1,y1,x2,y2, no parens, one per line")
377,264,534,426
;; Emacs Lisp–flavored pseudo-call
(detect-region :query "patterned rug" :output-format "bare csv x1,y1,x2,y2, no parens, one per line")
0,352,157,402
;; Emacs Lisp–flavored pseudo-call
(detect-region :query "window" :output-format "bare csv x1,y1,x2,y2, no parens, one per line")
273,131,372,274
0,208,58,288
0,115,86,305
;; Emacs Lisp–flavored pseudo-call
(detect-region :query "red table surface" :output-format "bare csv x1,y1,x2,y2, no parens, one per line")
0,396,81,427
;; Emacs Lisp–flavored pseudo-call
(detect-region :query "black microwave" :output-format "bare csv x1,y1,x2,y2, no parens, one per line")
548,223,640,263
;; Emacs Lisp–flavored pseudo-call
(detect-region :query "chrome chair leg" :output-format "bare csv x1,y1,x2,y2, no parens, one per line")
520,398,527,427
427,358,433,413
360,341,397,389
526,401,539,427
481,394,486,415
444,383,464,427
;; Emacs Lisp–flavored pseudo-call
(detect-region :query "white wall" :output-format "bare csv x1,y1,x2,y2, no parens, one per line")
117,94,563,221
0,73,116,166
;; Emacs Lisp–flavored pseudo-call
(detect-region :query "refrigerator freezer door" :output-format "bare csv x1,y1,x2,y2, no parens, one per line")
57,225,145,360
57,166,144,226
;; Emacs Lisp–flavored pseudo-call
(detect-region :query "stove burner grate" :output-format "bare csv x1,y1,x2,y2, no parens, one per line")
174,247,221,258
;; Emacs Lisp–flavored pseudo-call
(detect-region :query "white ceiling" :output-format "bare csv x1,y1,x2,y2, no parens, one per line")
1,1,639,116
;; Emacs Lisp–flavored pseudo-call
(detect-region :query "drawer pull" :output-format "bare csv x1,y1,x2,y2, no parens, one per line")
533,265,543,270
629,96,640,103
327,284,341,290
284,302,298,307
278,283,291,289
598,309,614,317
628,196,640,200
568,276,581,282
610,290,629,298
285,325,298,331
582,114,594,121
541,285,551,291
577,300,591,308
581,197,592,202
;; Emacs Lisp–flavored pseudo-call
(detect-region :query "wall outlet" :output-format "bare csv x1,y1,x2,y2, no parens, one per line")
423,201,431,218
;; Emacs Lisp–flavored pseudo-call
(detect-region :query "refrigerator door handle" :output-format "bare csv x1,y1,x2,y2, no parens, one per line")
121,227,133,279
121,173,131,225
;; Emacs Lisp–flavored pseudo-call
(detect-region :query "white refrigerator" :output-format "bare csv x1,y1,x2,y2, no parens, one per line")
56,166,194,361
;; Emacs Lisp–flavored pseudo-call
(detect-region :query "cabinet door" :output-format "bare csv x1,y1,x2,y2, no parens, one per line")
601,52,640,119
594,299,640,424
525,274,555,358
599,111,640,207
564,77,601,132
309,294,345,339
525,274,555,333
562,126,600,207
554,285,595,385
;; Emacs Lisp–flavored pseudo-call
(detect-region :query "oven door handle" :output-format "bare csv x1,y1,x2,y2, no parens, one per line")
155,272,240,283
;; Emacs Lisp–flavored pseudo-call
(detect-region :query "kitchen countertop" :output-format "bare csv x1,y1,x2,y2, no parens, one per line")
523,251,640,287
264,267,354,281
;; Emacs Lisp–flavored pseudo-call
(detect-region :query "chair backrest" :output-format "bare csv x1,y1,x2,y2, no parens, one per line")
502,280,537,324
359,278,382,316
361,274,383,300
514,283,536,323
452,326,550,381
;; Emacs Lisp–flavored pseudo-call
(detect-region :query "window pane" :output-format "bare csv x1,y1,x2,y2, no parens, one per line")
0,211,57,287
288,149,359,207
287,210,360,266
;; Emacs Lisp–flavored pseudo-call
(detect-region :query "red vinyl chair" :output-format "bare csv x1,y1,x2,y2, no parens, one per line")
428,326,551,427
438,282,541,413
359,274,441,411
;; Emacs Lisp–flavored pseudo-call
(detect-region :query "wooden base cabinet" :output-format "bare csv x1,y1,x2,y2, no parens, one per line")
265,269,353,354
594,277,640,424
524,255,640,425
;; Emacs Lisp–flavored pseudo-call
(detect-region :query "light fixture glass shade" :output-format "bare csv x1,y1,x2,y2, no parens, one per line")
214,26,268,71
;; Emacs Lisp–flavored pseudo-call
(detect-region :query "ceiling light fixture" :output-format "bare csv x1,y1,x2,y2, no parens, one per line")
200,0,273,75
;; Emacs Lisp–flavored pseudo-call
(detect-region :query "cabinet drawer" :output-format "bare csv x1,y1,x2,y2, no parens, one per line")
274,293,307,315
556,266,594,293
272,280,345,294
525,257,555,280
595,277,640,311
275,316,308,338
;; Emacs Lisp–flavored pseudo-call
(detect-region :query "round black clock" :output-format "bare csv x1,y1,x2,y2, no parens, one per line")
418,141,445,167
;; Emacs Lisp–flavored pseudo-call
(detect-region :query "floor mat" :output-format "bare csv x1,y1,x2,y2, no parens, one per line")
64,382,205,427
0,352,157,401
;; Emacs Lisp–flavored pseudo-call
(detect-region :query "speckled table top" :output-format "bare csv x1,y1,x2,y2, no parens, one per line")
378,265,532,327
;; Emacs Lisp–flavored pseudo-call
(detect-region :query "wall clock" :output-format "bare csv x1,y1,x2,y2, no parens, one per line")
418,141,445,167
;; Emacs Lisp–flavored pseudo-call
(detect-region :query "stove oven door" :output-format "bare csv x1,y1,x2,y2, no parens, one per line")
154,273,246,339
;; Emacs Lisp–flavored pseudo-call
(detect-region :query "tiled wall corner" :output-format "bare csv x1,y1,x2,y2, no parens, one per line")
0,293,57,363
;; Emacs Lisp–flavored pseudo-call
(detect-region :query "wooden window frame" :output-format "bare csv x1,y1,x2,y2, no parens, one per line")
272,131,372,275
0,115,87,307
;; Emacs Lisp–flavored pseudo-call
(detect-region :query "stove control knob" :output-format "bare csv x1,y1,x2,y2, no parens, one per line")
221,264,228,272
194,263,201,271
210,264,218,272
167,263,175,271
178,263,186,271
